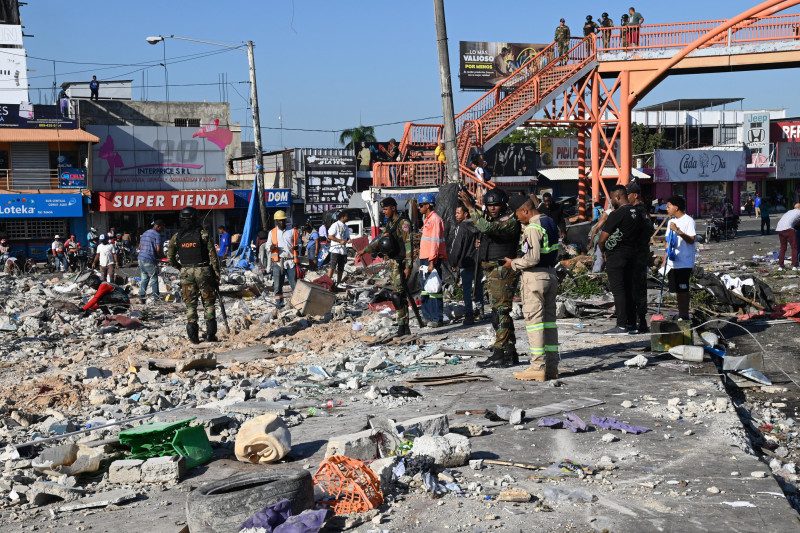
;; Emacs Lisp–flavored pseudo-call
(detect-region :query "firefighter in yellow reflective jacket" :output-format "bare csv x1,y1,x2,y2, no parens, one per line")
503,195,561,382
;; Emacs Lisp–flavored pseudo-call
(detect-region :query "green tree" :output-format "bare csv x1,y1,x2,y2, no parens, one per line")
632,123,673,166
500,126,577,149
339,124,377,149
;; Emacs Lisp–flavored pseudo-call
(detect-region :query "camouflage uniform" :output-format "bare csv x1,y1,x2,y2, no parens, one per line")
363,215,414,326
167,229,220,323
631,203,655,329
599,17,613,49
555,24,571,60
469,206,521,351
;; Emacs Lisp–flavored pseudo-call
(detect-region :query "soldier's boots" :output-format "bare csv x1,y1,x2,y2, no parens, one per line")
394,324,411,338
545,365,559,380
513,366,546,381
205,319,218,342
504,346,520,366
463,312,474,326
477,347,511,369
186,322,201,344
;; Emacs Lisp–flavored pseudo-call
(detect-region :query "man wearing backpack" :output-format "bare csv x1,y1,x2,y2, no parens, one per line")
627,183,655,332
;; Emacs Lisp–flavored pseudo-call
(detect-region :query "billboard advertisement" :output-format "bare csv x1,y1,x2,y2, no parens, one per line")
771,118,800,143
94,190,234,212
304,155,356,214
654,149,747,183
0,193,83,218
539,137,621,168
0,103,76,129
265,189,292,208
483,143,537,177
777,142,800,179
59,168,87,189
0,47,28,105
88,125,231,191
742,111,770,167
459,41,547,90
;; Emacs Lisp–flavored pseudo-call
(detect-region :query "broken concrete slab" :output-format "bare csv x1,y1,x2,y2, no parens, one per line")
30,481,87,505
109,459,143,484
59,488,138,511
411,433,472,467
220,400,288,417
397,414,450,437
141,455,185,483
152,408,231,429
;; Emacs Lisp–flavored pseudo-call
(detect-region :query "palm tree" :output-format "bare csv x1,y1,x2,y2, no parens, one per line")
339,124,377,149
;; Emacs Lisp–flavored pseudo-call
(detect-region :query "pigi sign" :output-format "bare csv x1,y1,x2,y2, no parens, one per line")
96,191,234,212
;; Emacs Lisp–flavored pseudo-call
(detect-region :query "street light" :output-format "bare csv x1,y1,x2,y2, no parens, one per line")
145,34,269,232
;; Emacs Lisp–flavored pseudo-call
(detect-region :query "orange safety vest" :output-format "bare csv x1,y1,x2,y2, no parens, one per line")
270,227,298,262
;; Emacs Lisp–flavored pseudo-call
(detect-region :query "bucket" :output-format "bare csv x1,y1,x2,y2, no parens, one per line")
668,345,704,362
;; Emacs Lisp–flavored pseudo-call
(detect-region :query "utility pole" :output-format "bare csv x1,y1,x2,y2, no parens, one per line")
433,0,459,182
247,40,269,231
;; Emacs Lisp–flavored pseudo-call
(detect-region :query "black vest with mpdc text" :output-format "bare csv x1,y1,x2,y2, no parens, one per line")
177,228,209,266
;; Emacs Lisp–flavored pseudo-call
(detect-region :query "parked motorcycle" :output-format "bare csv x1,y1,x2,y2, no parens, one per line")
706,216,739,242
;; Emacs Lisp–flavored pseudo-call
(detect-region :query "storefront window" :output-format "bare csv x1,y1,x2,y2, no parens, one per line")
739,181,758,214
699,182,728,217
672,183,687,199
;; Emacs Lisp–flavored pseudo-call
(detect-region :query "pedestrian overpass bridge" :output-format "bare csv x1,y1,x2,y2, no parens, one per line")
372,0,800,217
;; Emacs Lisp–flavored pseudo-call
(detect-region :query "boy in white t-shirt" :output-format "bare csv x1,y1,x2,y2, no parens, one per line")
665,195,696,321
326,211,351,286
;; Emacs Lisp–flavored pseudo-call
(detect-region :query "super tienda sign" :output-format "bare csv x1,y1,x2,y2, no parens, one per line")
94,191,234,211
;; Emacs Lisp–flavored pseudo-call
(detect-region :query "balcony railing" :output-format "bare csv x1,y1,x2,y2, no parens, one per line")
0,169,62,189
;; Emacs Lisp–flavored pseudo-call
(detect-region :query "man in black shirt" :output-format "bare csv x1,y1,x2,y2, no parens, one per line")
599,185,642,334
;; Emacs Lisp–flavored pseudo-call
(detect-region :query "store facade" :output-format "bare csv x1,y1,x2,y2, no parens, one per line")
87,125,232,239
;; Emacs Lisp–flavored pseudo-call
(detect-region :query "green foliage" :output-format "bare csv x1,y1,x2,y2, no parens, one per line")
339,124,377,149
632,123,673,166
500,126,577,149
690,287,717,309
558,273,608,298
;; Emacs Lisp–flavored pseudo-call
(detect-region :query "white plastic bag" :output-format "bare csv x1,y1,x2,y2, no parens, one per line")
422,268,442,294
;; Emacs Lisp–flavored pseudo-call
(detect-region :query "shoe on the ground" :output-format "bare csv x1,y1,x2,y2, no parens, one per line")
463,312,474,325
545,366,559,380
504,346,520,365
514,367,546,381
394,324,411,337
603,326,629,335
204,319,218,342
186,322,200,344
778,267,785,271
476,348,511,369
637,323,650,334
626,324,639,335
793,266,800,271
427,320,444,328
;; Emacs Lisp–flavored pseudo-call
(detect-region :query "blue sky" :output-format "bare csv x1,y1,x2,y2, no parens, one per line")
18,0,800,150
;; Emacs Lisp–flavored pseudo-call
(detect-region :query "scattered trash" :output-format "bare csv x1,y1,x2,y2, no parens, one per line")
314,456,383,514
668,345,705,362
542,486,597,503
239,498,327,533
624,354,649,368
590,415,651,435
235,414,292,464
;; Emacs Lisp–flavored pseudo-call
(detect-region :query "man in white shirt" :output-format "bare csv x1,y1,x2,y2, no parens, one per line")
326,211,351,286
92,234,119,283
263,210,299,307
665,195,696,321
51,235,68,272
776,203,800,270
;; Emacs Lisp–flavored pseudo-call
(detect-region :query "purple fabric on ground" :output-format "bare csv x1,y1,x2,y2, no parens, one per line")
273,509,328,533
537,417,563,428
563,413,588,433
239,498,292,531
590,414,650,435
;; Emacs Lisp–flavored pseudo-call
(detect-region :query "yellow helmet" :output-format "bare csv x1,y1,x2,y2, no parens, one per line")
274,210,288,220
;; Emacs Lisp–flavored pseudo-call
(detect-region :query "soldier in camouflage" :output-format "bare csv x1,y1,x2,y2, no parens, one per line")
599,12,613,50
555,18,571,63
167,206,221,344
357,197,415,337
458,188,521,368
583,15,599,53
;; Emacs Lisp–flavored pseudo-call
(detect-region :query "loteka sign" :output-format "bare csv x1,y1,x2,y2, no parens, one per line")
94,190,234,212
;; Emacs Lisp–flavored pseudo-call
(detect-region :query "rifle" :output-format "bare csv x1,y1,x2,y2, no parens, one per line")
397,264,425,328
215,288,231,334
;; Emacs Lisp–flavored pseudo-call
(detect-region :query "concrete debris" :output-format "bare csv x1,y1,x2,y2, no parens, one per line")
59,488,138,511
411,433,472,468
624,354,648,368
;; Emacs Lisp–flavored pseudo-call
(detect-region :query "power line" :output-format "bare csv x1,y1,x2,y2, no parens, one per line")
236,114,444,133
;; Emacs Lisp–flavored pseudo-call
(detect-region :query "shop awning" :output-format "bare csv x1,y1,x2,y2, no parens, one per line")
0,129,100,143
538,167,651,181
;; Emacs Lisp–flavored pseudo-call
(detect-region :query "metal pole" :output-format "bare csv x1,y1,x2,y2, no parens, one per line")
433,0,459,182
247,40,269,231
163,40,169,124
